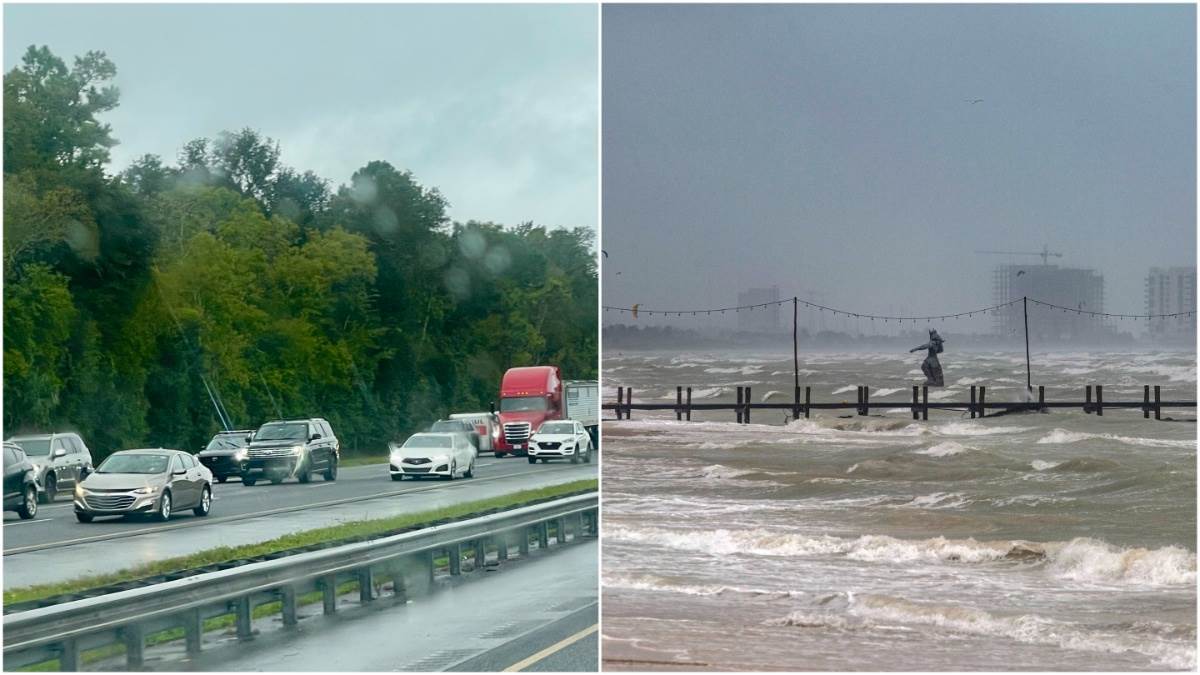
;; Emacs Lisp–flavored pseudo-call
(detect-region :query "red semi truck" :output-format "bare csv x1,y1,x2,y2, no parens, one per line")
492,366,599,458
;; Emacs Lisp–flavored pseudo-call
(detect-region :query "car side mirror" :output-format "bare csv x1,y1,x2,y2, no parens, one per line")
52,448,66,459
173,469,186,476
79,466,92,478
490,401,495,415
245,434,253,443
310,433,320,441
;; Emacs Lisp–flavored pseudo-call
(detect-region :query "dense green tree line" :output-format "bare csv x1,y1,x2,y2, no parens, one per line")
3,46,597,459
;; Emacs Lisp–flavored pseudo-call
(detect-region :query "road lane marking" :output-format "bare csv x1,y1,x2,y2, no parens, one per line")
4,464,596,555
3,518,53,526
502,624,598,672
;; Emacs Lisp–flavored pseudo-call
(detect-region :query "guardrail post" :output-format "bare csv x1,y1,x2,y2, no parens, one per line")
922,386,929,420
390,562,408,604
538,521,550,550
1155,385,1162,420
520,527,531,556
59,639,81,671
322,574,338,614
1144,385,1151,418
474,539,487,569
359,566,374,602
560,517,571,544
575,511,586,540
449,544,462,575
235,596,253,639
184,607,204,654
280,586,298,627
497,533,509,560
1096,385,1104,416
123,624,145,669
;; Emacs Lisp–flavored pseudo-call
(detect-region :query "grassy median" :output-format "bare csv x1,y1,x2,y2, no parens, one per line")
4,478,596,607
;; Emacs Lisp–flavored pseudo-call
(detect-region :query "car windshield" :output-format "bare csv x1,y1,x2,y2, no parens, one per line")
9,438,51,456
403,435,452,449
97,454,169,474
255,423,307,441
206,435,246,451
500,396,548,412
539,422,574,434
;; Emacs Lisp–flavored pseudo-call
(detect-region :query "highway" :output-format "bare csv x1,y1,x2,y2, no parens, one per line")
2,456,597,590
140,540,599,672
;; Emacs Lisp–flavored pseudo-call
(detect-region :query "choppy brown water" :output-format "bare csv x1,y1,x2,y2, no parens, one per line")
602,350,1197,671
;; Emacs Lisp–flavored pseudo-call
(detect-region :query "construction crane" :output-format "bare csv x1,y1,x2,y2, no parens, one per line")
975,245,1064,266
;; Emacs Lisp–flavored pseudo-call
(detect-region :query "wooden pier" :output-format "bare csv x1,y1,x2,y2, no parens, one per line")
605,385,1196,422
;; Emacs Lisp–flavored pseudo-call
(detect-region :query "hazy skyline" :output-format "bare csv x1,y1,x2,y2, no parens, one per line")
4,3,598,230
602,4,1195,327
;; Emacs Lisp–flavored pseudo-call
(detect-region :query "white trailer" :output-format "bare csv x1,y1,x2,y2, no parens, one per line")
564,380,599,448
449,412,499,452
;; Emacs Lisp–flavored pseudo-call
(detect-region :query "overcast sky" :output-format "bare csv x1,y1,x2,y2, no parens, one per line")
4,3,598,230
602,4,1195,326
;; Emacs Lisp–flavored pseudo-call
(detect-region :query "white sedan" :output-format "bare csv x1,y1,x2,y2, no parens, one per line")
389,433,476,481
528,421,594,464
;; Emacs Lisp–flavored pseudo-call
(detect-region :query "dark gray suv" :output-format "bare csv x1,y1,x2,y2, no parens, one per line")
6,433,93,503
242,419,339,486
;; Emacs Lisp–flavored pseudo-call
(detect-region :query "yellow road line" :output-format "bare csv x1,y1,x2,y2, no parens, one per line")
503,623,598,672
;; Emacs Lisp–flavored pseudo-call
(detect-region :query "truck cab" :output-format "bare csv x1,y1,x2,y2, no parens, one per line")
493,366,562,458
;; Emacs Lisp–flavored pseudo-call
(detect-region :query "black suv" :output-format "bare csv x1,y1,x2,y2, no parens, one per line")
197,430,254,483
242,419,339,486
3,442,39,519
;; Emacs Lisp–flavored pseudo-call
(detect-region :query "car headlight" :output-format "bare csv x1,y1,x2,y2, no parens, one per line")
233,448,248,461
74,484,84,498
290,446,304,456
132,486,156,495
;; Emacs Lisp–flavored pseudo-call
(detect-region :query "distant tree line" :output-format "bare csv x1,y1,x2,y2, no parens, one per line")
4,46,597,458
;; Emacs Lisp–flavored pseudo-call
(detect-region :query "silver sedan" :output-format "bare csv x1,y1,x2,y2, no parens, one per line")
74,449,213,522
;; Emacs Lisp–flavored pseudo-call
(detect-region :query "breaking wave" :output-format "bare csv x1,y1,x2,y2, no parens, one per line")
1037,428,1196,449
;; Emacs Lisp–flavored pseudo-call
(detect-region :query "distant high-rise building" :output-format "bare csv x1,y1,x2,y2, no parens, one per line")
737,286,781,333
992,264,1105,341
1145,267,1197,341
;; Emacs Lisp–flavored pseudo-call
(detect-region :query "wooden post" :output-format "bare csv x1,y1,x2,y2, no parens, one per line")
912,385,919,420
1023,295,1032,396
856,386,863,416
863,386,870,416
736,386,743,423
804,386,811,418
922,385,929,420
1154,385,1162,420
1038,385,1045,409
616,386,624,420
793,297,800,393
745,386,752,424
793,385,801,422
1096,385,1104,416
627,387,633,420
686,387,692,421
970,386,977,418
978,386,985,419
676,386,683,421
1144,385,1151,419
1085,385,1092,414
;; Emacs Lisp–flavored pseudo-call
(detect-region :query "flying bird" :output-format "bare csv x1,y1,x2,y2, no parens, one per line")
601,250,609,258
631,303,640,320
1016,270,1025,277
966,98,984,104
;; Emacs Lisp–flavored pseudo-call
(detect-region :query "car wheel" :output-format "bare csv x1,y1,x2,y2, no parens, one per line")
391,474,404,481
528,456,537,464
584,443,593,463
18,485,37,519
193,486,212,517
447,461,457,480
242,476,257,487
324,456,338,481
298,459,312,483
40,474,57,504
464,459,475,478
75,511,93,523
217,475,228,484
155,491,172,522
571,451,580,465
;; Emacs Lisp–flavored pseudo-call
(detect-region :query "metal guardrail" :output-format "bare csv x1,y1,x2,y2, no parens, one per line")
3,493,599,671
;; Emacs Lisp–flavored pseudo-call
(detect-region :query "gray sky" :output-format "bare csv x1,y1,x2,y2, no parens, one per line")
602,4,1195,326
4,3,598,230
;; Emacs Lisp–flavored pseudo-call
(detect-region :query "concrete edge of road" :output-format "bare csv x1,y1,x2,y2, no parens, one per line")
449,602,599,672
4,464,591,556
